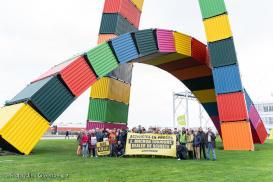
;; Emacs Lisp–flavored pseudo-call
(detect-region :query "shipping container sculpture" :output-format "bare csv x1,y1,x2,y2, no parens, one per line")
0,0,268,154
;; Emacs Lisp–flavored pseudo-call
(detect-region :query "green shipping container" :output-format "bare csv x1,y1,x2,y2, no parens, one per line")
198,0,227,19
87,98,129,124
99,13,138,35
86,42,119,78
7,76,75,122
132,29,158,56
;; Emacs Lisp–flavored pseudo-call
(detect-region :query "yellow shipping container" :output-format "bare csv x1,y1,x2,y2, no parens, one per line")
0,103,49,154
130,0,144,11
203,14,232,42
142,53,188,66
90,77,131,104
90,77,110,99
193,89,217,103
173,31,191,56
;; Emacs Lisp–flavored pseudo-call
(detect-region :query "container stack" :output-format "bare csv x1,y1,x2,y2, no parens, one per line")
86,0,143,129
198,0,266,149
0,55,98,154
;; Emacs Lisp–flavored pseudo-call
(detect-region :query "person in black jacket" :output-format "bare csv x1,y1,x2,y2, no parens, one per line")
65,131,69,139
205,128,216,161
198,127,206,159
176,141,188,160
115,141,125,157
101,131,109,142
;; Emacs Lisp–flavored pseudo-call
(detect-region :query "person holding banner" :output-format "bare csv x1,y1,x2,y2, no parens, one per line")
109,130,117,157
89,129,98,157
186,130,194,160
81,131,90,157
101,131,109,142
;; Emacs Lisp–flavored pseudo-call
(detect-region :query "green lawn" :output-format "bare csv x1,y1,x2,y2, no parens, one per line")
0,138,273,181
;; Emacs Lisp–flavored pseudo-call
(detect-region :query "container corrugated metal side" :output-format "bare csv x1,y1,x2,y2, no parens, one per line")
0,103,50,154
182,76,214,92
99,13,137,35
221,121,254,150
108,63,133,84
170,65,212,81
191,38,207,63
142,52,188,66
103,0,141,29
192,89,217,103
32,56,97,97
32,58,76,83
202,102,219,116
156,29,175,53
86,121,127,130
108,78,131,104
132,29,158,56
59,56,97,97
8,76,75,122
244,89,253,113
130,0,144,11
173,32,191,56
111,33,139,64
90,77,110,99
208,38,238,68
203,14,232,42
86,121,104,130
98,34,118,44
216,92,248,122
156,57,205,72
105,100,129,124
249,105,261,129
251,129,261,144
86,42,119,78
256,121,267,144
198,0,227,19
211,116,220,130
87,99,107,121
206,48,212,69
212,65,243,94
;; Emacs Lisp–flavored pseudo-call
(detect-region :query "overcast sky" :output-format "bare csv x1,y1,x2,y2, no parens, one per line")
1,0,273,128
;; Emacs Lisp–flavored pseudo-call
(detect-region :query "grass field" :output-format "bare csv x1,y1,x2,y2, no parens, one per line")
0,138,273,182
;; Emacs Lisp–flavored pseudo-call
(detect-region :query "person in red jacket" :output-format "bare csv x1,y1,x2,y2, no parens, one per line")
81,131,89,157
109,130,117,157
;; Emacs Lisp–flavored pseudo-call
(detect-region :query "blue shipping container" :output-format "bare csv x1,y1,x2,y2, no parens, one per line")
244,89,253,113
212,65,242,94
111,33,139,64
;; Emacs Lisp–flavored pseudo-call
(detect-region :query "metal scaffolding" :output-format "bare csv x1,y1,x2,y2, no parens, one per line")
173,91,213,129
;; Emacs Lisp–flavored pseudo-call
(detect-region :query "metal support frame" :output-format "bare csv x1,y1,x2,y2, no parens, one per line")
173,91,213,129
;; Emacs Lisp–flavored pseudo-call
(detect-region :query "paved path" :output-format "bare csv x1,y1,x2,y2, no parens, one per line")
40,135,77,140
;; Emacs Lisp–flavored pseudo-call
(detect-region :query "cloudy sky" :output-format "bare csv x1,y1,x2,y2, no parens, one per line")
1,0,273,128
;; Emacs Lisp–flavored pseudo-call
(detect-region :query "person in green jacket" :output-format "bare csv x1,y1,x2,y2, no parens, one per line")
180,127,187,146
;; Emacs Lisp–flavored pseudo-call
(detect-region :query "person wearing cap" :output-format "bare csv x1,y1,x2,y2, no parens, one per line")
77,129,84,156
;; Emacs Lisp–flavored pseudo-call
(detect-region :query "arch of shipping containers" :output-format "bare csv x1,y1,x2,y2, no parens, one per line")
0,0,268,154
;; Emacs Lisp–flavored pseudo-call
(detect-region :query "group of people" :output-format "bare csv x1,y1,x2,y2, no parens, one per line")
76,125,217,161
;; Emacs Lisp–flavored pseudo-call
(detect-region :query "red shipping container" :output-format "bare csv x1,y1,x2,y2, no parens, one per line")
192,38,207,63
251,129,261,144
211,116,220,130
103,0,141,29
206,48,212,69
253,121,267,144
86,121,127,130
216,92,248,122
32,56,97,97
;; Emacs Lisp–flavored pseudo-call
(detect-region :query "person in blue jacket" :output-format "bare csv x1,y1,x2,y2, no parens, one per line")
95,128,101,142
117,129,125,145
193,131,201,160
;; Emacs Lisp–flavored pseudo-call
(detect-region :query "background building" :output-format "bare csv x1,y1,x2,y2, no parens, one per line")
254,101,273,135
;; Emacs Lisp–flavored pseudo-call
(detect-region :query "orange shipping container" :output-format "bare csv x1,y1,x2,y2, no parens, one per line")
98,34,118,45
170,65,212,81
221,121,254,150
